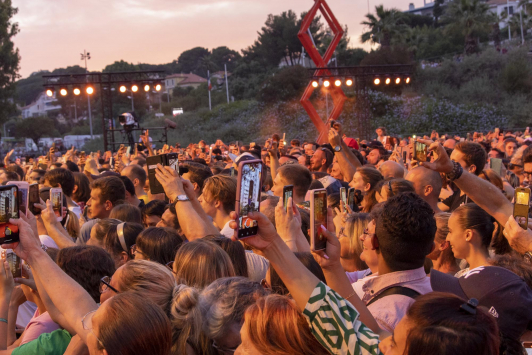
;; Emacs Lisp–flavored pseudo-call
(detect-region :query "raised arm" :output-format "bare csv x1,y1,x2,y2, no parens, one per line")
36,200,76,249
268,143,280,180
329,129,358,182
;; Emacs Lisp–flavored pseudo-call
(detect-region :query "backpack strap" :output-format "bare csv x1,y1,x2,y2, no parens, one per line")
366,286,420,307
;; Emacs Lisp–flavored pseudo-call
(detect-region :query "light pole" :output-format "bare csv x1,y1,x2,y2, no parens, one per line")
80,50,94,138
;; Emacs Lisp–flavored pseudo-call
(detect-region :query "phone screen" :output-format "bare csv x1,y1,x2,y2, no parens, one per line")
414,142,428,162
0,186,19,244
2,249,21,278
283,186,293,211
29,184,40,215
516,191,530,206
238,162,263,238
167,153,179,174
312,190,327,251
340,187,347,205
348,188,355,211
51,190,62,219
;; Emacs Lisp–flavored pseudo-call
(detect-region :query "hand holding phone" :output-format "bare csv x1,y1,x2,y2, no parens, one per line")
283,185,293,212
0,185,20,244
50,188,63,222
310,189,327,251
514,188,530,229
235,160,263,239
414,142,428,162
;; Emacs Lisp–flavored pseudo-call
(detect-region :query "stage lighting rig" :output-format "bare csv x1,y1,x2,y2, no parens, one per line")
346,78,353,86
46,88,54,97
60,88,68,96
131,84,139,93
73,87,81,96
323,79,330,88
311,80,319,88
154,82,162,91
86,86,94,95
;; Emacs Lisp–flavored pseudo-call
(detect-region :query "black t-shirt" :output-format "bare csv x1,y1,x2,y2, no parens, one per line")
442,189,471,212
137,199,145,209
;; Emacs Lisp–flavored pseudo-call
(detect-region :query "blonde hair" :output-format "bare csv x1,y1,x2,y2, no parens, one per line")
173,239,235,289
243,294,330,355
344,213,371,270
202,175,237,214
65,210,80,241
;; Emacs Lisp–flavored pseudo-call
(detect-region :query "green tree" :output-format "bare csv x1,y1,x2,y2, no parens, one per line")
360,5,409,47
210,46,242,72
103,60,140,73
443,0,492,55
433,0,445,25
0,0,20,124
176,47,210,75
13,117,58,144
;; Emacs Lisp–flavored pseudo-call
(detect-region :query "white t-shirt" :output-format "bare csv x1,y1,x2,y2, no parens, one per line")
220,220,235,239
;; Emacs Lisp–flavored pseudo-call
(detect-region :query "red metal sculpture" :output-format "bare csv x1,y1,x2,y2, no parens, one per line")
298,0,346,143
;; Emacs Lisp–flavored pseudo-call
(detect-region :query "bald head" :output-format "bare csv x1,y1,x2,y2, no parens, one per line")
406,167,442,201
378,161,404,179
443,139,456,149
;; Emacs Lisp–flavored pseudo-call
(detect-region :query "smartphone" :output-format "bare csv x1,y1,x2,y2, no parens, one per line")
109,157,113,168
347,187,355,211
402,150,407,162
310,189,327,251
146,155,167,195
0,185,20,244
514,187,530,229
330,120,336,128
167,153,179,173
340,187,347,207
2,249,21,278
7,181,28,217
235,160,263,239
414,142,428,162
126,146,131,158
29,183,40,216
490,158,503,177
50,188,63,222
283,185,293,212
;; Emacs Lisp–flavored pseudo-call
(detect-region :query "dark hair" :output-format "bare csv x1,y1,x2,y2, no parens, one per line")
92,219,121,244
212,148,222,155
6,164,24,181
278,164,312,199
142,200,167,221
269,252,326,295
99,292,172,355
29,169,46,181
202,235,248,278
56,246,116,302
357,166,383,213
44,168,75,197
135,227,184,265
309,179,324,190
327,193,341,212
376,178,415,199
405,292,499,355
166,204,181,230
65,161,80,172
490,254,532,290
452,204,495,249
2,170,20,182
376,192,436,271
72,172,91,204
181,162,213,193
455,142,487,176
104,222,144,260
522,146,532,164
124,164,147,187
110,204,142,224
119,175,136,197
91,176,126,206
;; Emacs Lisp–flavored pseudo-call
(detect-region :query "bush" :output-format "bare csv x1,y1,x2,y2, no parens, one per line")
257,65,308,103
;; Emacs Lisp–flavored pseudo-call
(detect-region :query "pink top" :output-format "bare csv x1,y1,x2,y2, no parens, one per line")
19,309,61,345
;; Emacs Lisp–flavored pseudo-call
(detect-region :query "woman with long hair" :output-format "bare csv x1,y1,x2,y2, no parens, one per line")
349,167,383,212
338,213,370,272
427,213,460,275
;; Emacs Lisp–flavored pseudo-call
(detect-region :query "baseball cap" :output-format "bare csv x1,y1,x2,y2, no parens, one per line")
343,137,359,150
234,153,257,166
431,266,532,340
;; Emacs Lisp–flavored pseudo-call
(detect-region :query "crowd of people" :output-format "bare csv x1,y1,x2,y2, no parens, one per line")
0,124,530,355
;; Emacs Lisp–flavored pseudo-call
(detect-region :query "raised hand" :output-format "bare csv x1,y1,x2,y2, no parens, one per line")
311,227,342,270
229,211,280,256
504,216,532,254
154,164,184,202
417,139,454,174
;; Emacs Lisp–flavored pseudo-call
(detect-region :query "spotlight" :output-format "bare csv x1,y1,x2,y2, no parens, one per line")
131,84,139,93
86,86,94,95
405,77,411,84
385,78,391,85
323,79,330,88
45,88,54,97
154,83,162,91
119,85,127,93
60,88,68,96
346,79,353,86
334,79,342,87
144,84,150,92
311,80,319,88
374,78,381,85
73,87,81,96
395,77,401,85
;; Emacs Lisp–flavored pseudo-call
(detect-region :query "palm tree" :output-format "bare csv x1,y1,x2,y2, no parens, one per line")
444,0,492,55
360,5,409,47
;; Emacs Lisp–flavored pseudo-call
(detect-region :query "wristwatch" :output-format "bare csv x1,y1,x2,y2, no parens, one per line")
334,145,342,153
524,251,532,264
172,195,190,204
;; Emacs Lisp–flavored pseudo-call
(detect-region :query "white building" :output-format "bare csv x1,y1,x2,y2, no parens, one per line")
21,91,61,119
487,0,521,28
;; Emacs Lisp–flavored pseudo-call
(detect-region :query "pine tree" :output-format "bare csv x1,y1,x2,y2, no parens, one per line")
0,0,20,125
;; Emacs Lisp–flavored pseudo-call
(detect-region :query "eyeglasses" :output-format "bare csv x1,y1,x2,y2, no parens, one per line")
99,276,119,294
212,341,238,355
82,310,105,348
130,244,146,259
524,171,532,177
361,228,376,241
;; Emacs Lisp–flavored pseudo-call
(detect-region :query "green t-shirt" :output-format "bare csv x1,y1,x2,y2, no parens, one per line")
12,329,72,355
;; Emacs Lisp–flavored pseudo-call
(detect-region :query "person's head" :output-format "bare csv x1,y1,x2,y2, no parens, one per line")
310,148,333,172
447,204,495,261
521,146,532,182
375,192,436,271
64,160,79,172
173,239,235,289
103,222,144,268
272,164,312,201
87,292,171,355
57,245,116,303
72,172,91,204
451,142,487,176
375,178,415,203
504,138,518,158
443,139,457,149
406,167,443,205
87,218,121,248
6,164,24,181
121,164,147,193
203,235,248,278
87,176,126,219
109,204,142,224
199,175,237,218
379,292,499,355
267,252,326,296
141,200,168,227
376,127,386,137
181,161,213,196
44,168,75,198
329,162,343,181
349,166,383,195
490,254,532,290
27,168,45,185
426,213,456,265
118,175,139,204
156,204,181,232
367,147,386,166
478,169,504,191
378,160,404,179
133,227,184,265
340,213,371,272
0,170,19,184
64,210,80,242
238,294,330,355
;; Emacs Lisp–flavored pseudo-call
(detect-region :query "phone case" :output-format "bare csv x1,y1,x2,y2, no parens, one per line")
8,181,28,217
283,185,293,211
146,155,167,195
50,188,63,222
0,185,20,244
310,188,327,251
234,160,263,239
514,187,530,229
29,183,40,216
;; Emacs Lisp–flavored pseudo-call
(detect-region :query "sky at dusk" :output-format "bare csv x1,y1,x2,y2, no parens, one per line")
12,0,417,79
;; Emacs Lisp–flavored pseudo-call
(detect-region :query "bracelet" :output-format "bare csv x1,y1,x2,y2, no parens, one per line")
345,290,358,302
445,161,464,182
0,318,7,324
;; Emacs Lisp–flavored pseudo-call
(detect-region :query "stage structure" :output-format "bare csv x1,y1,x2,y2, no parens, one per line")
42,71,168,152
298,0,414,142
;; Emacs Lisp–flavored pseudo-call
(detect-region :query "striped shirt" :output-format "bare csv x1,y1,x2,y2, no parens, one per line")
303,282,381,355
